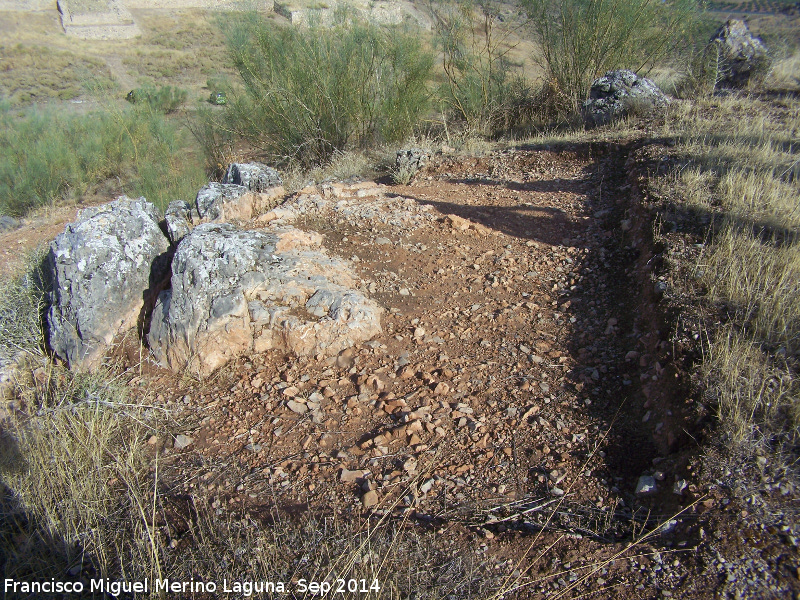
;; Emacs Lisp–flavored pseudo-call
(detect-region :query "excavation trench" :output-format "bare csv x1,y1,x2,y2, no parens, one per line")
140,141,703,552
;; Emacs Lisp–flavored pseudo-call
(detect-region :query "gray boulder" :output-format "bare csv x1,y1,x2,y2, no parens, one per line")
710,19,770,89
148,223,382,377
583,70,670,127
195,181,285,224
164,200,195,246
223,162,282,192
165,179,286,245
396,148,429,172
47,197,170,369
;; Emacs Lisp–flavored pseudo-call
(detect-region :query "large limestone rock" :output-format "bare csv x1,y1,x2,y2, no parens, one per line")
47,197,170,369
223,162,282,192
164,179,285,245
710,20,771,89
582,70,669,127
148,223,382,377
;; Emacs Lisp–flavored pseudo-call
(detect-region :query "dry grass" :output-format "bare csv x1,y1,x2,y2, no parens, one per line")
124,11,234,89
0,44,116,106
660,92,800,448
765,50,800,91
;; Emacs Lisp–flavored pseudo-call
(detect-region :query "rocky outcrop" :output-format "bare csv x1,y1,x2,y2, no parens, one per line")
710,19,771,89
148,223,382,377
165,179,285,245
396,148,429,172
583,70,669,127
223,162,282,192
164,200,194,246
47,197,170,369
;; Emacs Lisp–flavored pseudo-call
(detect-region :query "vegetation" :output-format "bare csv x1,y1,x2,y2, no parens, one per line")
0,103,205,216
0,44,116,106
428,0,527,134
520,0,697,114
125,85,189,113
219,11,434,166
656,90,800,448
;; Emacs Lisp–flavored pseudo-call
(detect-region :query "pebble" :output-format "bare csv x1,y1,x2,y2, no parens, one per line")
287,400,308,414
362,490,379,508
340,469,368,483
173,434,194,449
635,475,657,496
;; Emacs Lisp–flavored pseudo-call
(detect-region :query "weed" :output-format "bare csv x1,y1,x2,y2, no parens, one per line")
427,0,529,134
125,85,189,114
521,0,698,115
0,103,206,216
220,11,434,166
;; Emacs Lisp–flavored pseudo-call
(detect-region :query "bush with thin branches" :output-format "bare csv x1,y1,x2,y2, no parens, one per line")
221,12,434,167
521,0,697,116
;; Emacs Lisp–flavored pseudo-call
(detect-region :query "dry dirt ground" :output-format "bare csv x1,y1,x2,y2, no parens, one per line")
5,140,797,598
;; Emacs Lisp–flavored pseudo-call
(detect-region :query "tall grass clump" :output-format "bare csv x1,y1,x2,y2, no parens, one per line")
0,102,205,217
428,0,528,134
662,96,800,448
521,0,697,115
125,85,189,114
220,11,434,166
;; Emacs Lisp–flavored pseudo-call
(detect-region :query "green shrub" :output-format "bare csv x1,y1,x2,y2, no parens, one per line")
125,85,188,113
521,0,697,116
0,103,205,216
221,12,434,166
428,0,526,134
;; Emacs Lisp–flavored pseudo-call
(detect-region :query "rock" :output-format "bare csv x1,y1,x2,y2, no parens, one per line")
174,434,194,449
223,162,282,192
286,399,308,414
164,200,195,246
582,70,670,127
340,468,368,483
710,20,771,89
635,475,657,496
446,214,471,231
195,182,284,223
395,148,429,172
148,223,382,377
47,197,170,369
362,489,380,508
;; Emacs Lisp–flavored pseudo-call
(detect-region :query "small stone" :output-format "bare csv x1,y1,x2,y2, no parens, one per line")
286,400,308,414
434,382,450,395
673,479,688,495
173,435,193,449
635,475,657,496
376,237,391,245
397,365,415,379
147,435,160,445
399,288,410,296
362,490,379,508
340,468,367,483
